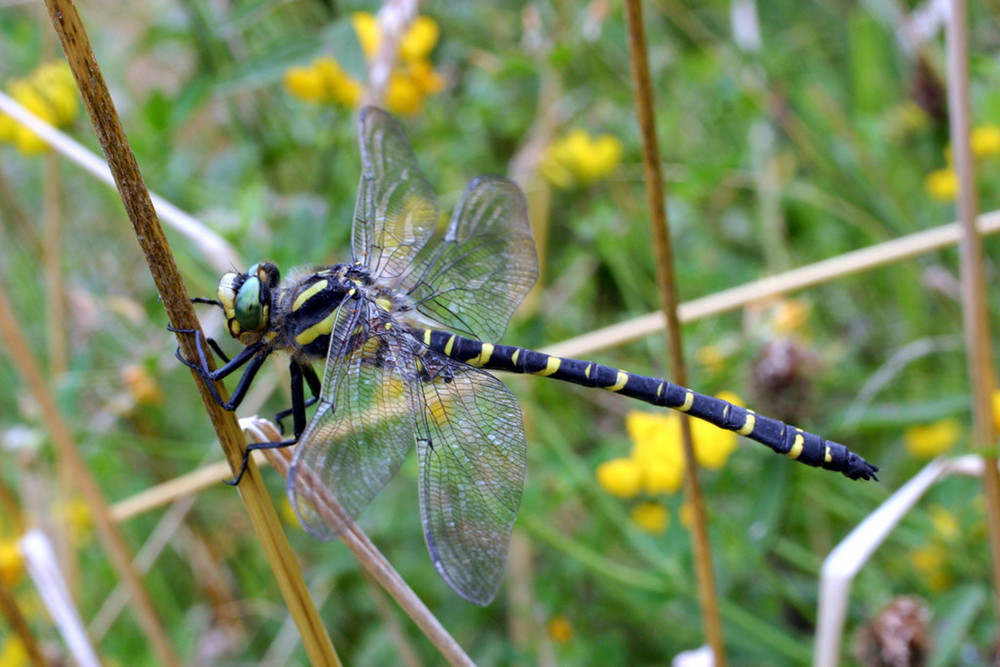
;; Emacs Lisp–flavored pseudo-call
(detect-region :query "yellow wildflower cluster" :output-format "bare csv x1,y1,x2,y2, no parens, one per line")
0,61,79,155
902,418,961,459
284,13,444,116
595,393,742,534
540,129,623,189
924,124,1000,201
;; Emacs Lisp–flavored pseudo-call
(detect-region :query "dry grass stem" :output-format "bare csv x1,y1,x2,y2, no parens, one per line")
40,0,337,662
623,0,725,662
945,0,1000,632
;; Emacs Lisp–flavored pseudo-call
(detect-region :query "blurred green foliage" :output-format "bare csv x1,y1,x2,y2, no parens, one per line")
2,0,1000,664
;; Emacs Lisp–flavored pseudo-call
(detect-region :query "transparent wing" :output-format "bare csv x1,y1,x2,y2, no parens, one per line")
416,352,526,604
408,176,538,342
353,107,440,281
288,299,421,539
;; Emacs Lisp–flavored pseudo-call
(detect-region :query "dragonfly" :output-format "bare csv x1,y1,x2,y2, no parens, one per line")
177,106,878,605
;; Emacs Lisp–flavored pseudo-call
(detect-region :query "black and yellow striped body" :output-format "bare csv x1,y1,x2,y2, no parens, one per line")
278,268,350,360
417,328,877,481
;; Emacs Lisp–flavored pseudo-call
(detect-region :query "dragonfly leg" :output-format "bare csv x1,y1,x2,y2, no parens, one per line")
226,438,297,486
169,326,270,411
275,362,321,436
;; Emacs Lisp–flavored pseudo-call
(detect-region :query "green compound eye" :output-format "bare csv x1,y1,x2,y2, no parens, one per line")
234,276,265,331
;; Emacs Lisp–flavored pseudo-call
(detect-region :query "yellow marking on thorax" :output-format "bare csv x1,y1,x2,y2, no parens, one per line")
511,349,521,366
466,343,494,368
737,410,756,436
295,311,337,346
375,296,392,312
533,356,561,377
677,390,694,411
606,371,629,392
785,432,805,460
292,279,328,311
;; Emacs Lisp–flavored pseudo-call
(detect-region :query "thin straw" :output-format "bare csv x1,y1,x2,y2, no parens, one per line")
623,0,725,662
39,0,339,662
945,0,1000,630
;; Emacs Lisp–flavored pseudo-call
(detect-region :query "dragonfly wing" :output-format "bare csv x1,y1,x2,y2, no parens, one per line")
410,176,537,342
288,299,422,540
415,353,526,604
353,107,440,281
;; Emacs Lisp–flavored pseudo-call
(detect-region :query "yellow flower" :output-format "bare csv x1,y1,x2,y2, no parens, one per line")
407,59,445,95
284,57,362,107
541,129,623,189
385,72,424,115
924,168,958,201
290,14,442,114
314,57,362,106
353,12,440,63
0,61,79,155
643,458,683,494
31,61,77,124
8,79,55,155
630,502,669,534
351,12,380,59
627,411,684,494
399,16,440,62
903,419,961,459
0,638,28,667
692,416,739,470
970,125,1000,159
546,614,573,644
771,299,811,335
595,457,642,499
928,504,959,541
284,65,327,102
0,539,23,586
908,544,951,591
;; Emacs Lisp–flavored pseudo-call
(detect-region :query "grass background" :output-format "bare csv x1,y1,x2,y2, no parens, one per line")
1,0,999,663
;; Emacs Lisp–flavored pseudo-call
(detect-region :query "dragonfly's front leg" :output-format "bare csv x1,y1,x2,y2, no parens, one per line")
169,326,270,411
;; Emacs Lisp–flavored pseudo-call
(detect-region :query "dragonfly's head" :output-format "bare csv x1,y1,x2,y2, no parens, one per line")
218,262,281,344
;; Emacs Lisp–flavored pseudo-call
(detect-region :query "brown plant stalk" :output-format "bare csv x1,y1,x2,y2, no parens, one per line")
623,0,725,663
39,0,339,663
946,0,1000,634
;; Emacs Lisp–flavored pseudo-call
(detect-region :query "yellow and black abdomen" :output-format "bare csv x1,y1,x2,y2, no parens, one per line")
417,328,877,481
